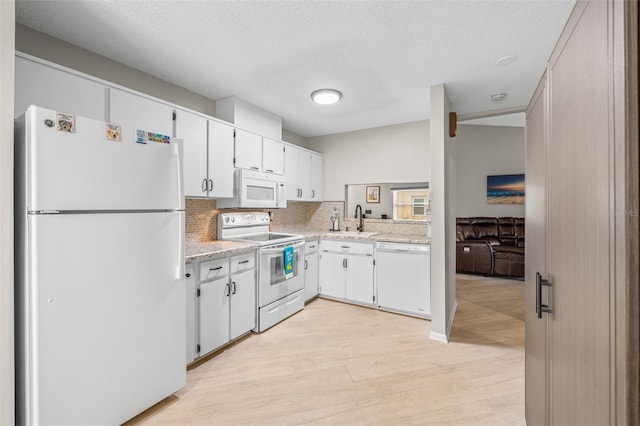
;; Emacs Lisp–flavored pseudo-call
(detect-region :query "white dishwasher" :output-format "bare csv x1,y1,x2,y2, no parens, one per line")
375,242,431,318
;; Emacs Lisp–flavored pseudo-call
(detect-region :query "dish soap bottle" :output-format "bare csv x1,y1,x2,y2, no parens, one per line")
331,207,340,231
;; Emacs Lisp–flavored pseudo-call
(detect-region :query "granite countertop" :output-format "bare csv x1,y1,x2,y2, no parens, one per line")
185,239,259,263
185,231,430,263
278,228,431,244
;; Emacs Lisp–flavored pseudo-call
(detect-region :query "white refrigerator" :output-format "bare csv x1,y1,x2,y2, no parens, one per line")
14,105,186,425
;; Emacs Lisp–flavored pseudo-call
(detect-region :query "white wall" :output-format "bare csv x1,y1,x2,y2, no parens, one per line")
307,120,429,200
0,1,15,423
282,128,307,148
429,84,456,343
456,124,525,217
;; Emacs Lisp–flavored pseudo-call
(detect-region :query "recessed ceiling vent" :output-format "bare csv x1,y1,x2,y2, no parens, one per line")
490,93,507,102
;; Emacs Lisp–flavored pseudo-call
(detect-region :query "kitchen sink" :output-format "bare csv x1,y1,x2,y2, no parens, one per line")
330,231,379,237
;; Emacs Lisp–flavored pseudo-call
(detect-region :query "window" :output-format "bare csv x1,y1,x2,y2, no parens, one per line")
393,189,430,221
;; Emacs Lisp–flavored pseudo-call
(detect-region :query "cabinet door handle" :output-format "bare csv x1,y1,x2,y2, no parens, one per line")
536,272,553,318
231,281,237,295
225,282,230,297
202,178,207,193
266,169,274,173
311,190,315,198
299,189,303,198
304,259,308,270
238,260,249,265
210,266,223,271
208,179,213,191
185,273,191,278
251,166,259,170
342,258,346,268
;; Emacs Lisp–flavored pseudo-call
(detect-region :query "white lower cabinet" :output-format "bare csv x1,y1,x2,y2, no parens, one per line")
318,240,375,306
304,240,319,301
188,250,256,362
185,264,197,364
199,276,230,355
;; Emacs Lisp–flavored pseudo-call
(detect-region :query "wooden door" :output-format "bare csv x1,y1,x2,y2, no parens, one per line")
524,73,549,426
547,1,611,423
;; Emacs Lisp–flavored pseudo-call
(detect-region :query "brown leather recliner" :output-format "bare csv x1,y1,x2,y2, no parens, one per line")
456,217,525,279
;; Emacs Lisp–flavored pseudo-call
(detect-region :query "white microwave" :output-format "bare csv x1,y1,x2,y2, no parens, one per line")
217,168,287,209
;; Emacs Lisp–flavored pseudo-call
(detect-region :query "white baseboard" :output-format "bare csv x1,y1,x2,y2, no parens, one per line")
428,331,449,343
428,299,458,343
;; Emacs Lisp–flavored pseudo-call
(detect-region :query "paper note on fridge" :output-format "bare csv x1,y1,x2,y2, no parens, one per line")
283,246,294,279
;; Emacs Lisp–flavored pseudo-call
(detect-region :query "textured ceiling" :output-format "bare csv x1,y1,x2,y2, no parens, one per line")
15,0,574,137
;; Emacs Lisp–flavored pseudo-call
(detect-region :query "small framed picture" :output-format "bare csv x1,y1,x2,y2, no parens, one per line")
366,186,380,203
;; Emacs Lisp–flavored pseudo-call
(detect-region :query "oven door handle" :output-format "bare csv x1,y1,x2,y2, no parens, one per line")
260,240,305,253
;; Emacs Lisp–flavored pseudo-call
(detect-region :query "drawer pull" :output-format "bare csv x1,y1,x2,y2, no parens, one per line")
238,260,249,264
210,266,223,271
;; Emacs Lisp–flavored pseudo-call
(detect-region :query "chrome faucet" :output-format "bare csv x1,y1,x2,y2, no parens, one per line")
355,204,363,232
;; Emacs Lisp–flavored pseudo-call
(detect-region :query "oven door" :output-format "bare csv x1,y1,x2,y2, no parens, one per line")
259,239,305,307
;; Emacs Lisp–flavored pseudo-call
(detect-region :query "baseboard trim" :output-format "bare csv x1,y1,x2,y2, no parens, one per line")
428,331,449,343
446,299,458,338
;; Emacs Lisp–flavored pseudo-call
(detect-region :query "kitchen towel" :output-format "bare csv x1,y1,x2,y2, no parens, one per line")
283,246,294,279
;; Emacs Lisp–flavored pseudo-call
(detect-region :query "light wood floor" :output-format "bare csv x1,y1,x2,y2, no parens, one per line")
126,274,524,425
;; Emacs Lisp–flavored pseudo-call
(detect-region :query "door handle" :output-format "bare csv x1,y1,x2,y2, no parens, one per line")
225,282,230,297
208,179,213,191
251,166,259,170
311,190,315,198
231,281,237,295
202,178,207,193
536,272,552,318
342,258,346,268
266,169,274,173
304,259,308,270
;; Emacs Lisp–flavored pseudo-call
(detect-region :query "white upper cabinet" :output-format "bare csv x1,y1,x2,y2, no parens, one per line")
208,120,235,198
310,153,323,201
109,88,174,142
15,56,106,121
285,145,323,201
176,110,235,199
176,109,208,198
262,137,285,175
234,129,262,171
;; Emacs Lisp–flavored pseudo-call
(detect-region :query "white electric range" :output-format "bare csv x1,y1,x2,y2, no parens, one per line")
218,212,305,331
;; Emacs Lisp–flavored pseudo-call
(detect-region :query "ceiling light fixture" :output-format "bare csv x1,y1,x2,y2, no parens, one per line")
496,55,517,66
311,89,342,105
490,93,507,102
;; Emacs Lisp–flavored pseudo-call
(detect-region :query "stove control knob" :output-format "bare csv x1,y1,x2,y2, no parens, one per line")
225,217,229,223
231,217,235,223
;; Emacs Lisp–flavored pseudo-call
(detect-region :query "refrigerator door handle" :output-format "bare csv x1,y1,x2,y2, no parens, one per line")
176,212,185,279
174,140,185,208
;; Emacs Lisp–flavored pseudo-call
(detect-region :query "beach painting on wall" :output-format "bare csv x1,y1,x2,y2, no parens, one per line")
487,174,525,204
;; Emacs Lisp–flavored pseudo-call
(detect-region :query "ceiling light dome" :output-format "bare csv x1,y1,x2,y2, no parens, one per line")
311,89,342,105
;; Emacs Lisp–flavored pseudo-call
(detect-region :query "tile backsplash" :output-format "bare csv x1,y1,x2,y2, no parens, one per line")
186,199,428,242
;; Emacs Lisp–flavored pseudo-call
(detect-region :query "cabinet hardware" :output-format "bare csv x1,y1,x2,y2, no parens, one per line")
185,273,191,278
208,179,213,191
304,260,308,270
373,295,376,303
536,272,553,318
225,282,230,297
196,344,201,353
342,259,346,268
311,190,315,198
266,169,274,173
251,166,259,170
231,281,237,295
373,259,376,266
341,246,350,249
238,260,249,264
196,288,200,297
202,178,207,193
210,266,223,271
172,111,176,121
